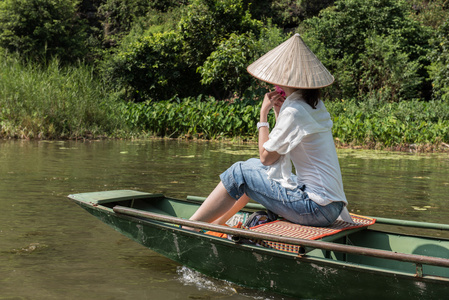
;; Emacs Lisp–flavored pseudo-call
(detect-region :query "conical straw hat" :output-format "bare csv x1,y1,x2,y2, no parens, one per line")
247,33,334,89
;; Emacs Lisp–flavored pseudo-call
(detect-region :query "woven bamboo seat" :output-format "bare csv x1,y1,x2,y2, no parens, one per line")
250,214,376,253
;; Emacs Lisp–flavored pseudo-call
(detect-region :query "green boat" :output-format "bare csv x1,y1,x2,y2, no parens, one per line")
68,190,449,299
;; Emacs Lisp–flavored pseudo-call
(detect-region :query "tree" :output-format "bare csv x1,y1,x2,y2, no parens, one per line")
302,0,432,101
104,0,281,101
102,31,196,101
428,18,449,101
245,0,335,30
198,25,287,98
198,33,258,98
179,0,263,68
407,0,449,29
0,0,88,62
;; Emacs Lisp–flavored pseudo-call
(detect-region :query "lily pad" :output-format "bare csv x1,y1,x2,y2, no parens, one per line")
412,206,427,211
10,243,48,254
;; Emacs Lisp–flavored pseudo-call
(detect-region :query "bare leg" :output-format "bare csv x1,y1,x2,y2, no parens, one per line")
212,194,250,225
188,182,237,226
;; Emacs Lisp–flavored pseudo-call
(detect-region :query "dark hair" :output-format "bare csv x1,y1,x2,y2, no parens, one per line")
300,89,321,109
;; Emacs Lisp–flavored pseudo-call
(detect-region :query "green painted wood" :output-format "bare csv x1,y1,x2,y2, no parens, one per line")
68,190,163,204
371,216,449,231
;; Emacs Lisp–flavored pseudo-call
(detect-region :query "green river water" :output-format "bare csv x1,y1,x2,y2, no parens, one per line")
1,139,448,299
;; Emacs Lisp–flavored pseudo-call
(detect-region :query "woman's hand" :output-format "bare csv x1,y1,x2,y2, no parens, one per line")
260,91,285,121
273,94,284,119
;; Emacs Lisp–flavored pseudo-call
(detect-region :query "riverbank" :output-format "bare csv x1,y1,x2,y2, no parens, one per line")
117,97,449,153
2,97,449,153
1,56,449,152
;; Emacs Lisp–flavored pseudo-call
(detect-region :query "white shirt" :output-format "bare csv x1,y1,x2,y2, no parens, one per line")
263,91,352,221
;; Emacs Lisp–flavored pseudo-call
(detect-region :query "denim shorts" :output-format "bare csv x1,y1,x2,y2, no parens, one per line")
220,158,344,227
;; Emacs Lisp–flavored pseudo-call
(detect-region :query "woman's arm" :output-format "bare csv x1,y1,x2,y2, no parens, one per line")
258,92,283,165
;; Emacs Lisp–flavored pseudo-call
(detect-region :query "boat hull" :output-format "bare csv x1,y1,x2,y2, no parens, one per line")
76,201,449,300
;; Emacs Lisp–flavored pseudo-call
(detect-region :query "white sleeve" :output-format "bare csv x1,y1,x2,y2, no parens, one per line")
263,105,329,155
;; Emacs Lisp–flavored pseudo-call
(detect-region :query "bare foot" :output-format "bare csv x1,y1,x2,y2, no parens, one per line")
181,225,201,232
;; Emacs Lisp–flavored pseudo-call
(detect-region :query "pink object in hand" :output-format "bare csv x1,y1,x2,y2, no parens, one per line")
275,86,286,98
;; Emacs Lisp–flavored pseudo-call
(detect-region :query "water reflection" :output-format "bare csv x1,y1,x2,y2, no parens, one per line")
0,139,448,299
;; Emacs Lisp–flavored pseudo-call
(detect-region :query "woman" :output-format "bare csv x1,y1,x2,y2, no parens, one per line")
187,34,351,229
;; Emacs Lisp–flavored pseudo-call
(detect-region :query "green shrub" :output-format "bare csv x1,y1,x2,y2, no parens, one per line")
103,0,284,101
199,33,258,98
178,0,268,98
75,0,186,53
102,31,197,101
122,93,268,139
327,98,449,146
358,34,422,102
180,0,264,67
303,0,433,102
246,0,334,29
98,0,156,38
199,25,288,98
0,0,88,62
407,0,449,29
148,0,189,12
428,18,449,101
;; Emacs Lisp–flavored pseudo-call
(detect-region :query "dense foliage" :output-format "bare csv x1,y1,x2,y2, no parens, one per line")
2,0,448,102
0,0,89,62
1,0,449,149
102,0,287,100
327,99,449,148
302,0,432,102
123,96,263,139
428,18,449,102
120,95,449,149
102,31,193,101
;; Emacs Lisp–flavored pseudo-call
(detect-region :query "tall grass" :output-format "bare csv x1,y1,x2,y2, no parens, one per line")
0,54,127,139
